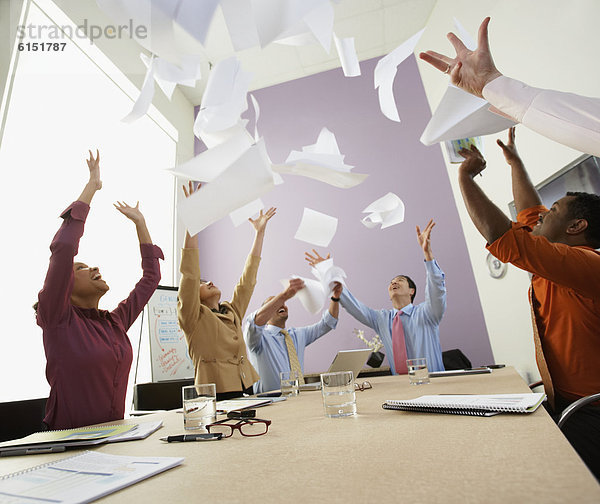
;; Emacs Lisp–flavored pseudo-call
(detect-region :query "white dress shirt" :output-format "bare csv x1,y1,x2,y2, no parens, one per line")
483,76,600,156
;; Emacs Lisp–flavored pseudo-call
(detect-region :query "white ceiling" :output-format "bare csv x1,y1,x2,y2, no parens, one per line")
179,0,436,104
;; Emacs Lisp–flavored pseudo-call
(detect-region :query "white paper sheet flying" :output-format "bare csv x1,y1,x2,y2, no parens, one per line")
173,0,219,45
294,208,338,247
280,276,325,314
198,120,251,149
230,198,264,227
284,257,346,314
252,0,328,48
177,139,275,234
249,93,261,142
311,257,346,290
194,56,252,136
374,28,424,122
122,56,156,123
220,0,261,51
167,130,254,181
334,33,360,77
420,85,516,145
273,1,333,52
361,192,405,229
278,127,368,188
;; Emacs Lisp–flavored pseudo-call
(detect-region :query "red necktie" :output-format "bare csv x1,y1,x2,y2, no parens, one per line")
392,311,408,374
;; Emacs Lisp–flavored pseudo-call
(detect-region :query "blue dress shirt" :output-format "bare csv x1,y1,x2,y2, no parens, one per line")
340,260,446,374
244,310,338,393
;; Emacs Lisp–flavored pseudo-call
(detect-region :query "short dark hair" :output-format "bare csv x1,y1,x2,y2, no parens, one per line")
565,191,600,248
392,275,417,303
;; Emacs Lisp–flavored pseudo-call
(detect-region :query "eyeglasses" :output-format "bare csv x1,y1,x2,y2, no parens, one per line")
205,418,271,438
354,381,372,392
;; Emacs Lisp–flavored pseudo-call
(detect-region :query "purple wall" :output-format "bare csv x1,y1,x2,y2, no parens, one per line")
194,55,494,372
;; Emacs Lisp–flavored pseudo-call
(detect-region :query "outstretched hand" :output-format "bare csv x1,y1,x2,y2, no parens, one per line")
182,181,201,198
419,17,502,98
249,207,276,233
458,145,487,179
305,249,330,268
86,149,102,190
283,278,305,300
496,127,522,166
416,219,435,261
114,201,145,225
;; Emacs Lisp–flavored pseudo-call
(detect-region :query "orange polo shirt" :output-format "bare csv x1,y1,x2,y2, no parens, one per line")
487,205,600,402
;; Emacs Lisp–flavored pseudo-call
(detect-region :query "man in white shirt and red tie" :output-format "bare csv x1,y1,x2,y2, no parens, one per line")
306,220,446,374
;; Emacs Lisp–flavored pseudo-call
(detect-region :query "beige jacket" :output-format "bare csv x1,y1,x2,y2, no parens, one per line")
178,248,260,393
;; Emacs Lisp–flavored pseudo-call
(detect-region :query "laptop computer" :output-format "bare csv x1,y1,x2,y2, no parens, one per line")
300,349,373,391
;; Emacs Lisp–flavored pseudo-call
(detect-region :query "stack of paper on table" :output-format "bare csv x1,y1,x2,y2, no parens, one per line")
383,393,546,417
0,421,163,457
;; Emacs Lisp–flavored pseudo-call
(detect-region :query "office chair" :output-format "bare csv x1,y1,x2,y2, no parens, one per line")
528,381,599,430
0,398,47,442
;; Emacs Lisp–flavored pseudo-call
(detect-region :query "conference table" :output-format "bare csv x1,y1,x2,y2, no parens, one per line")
3,367,599,503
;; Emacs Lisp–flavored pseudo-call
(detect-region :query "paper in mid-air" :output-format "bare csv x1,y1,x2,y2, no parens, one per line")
333,33,360,77
420,85,516,145
361,192,405,229
275,127,368,188
167,130,254,182
122,56,156,123
194,57,253,137
374,28,425,122
177,140,275,235
294,208,338,247
230,199,265,227
285,257,346,314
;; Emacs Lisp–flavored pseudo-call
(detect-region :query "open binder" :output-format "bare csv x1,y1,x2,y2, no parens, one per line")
382,393,546,417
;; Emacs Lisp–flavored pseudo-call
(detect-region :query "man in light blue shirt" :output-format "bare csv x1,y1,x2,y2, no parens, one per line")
244,279,342,393
306,220,446,374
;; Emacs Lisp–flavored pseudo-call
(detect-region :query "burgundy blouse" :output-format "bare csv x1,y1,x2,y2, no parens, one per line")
37,201,163,430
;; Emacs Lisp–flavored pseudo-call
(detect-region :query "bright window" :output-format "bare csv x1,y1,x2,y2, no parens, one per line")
0,0,178,407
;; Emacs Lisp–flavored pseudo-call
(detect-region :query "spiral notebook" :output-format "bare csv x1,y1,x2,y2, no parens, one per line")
383,393,546,417
0,450,183,504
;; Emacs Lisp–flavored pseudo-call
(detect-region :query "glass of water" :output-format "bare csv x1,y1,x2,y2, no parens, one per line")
320,371,357,418
406,358,430,385
280,370,300,397
182,384,217,430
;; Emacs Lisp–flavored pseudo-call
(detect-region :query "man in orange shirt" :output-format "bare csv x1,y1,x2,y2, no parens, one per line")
457,127,600,480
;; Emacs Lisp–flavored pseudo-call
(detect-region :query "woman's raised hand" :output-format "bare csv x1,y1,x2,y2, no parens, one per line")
86,149,102,191
114,201,145,225
249,207,276,233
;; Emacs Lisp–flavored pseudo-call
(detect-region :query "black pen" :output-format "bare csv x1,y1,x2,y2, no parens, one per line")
160,433,222,443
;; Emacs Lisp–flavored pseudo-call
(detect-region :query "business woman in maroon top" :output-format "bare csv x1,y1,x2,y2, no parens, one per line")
36,150,163,430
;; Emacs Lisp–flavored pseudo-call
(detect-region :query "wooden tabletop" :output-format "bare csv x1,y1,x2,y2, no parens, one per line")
2,367,599,503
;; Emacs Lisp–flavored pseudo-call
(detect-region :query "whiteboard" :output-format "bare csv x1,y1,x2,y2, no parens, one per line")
147,286,195,382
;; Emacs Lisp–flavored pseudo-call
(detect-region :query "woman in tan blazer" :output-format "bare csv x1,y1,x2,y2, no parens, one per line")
177,182,276,399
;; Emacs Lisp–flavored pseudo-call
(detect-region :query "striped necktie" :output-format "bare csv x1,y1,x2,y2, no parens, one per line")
529,287,555,411
281,329,305,385
392,311,408,374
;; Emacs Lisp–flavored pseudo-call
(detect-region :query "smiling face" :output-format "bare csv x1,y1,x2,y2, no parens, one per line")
531,196,574,243
388,276,415,303
72,262,109,300
264,296,289,327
